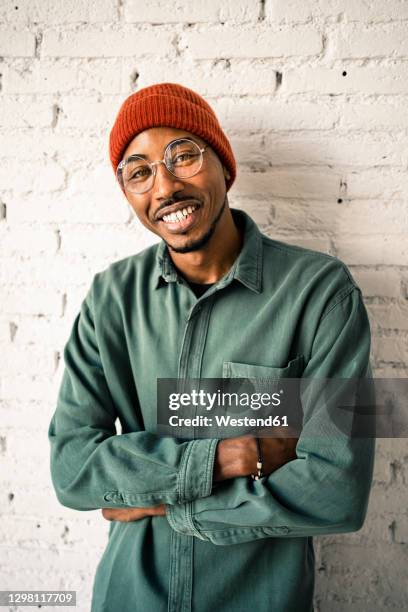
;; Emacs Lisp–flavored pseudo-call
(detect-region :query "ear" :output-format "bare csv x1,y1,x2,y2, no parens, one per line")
223,167,231,181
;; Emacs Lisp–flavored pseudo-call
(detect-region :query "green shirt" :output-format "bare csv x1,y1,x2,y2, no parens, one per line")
48,208,375,612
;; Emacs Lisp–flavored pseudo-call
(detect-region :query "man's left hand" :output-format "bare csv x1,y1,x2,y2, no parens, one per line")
101,504,166,522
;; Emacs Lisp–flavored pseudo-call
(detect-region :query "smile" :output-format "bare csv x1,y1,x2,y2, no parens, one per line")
159,204,201,233
162,204,199,224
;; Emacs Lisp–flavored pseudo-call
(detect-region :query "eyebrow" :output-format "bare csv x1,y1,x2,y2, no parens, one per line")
126,136,202,160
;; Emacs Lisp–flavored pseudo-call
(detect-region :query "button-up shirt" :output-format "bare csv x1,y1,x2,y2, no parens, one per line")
48,208,375,612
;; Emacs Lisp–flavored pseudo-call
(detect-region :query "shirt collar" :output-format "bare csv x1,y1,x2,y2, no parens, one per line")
154,208,263,293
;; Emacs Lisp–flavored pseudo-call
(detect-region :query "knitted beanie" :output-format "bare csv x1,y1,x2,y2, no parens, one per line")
109,82,236,191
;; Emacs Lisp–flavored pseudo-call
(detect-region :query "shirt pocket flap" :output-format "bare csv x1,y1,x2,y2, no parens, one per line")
223,355,304,379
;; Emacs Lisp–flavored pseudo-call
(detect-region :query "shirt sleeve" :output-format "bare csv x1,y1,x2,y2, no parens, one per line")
165,286,376,545
48,287,218,511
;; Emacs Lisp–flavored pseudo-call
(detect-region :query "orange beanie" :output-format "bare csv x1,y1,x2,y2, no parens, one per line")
109,82,236,191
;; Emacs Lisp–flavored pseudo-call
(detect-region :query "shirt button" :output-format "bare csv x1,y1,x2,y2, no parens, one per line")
278,526,290,534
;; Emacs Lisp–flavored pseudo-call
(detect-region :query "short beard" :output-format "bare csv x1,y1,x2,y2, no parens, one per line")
166,197,227,254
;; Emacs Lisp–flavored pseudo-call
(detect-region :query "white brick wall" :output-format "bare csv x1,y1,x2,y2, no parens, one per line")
1,1,407,610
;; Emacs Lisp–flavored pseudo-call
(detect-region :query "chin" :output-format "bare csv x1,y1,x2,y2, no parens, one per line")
167,227,215,254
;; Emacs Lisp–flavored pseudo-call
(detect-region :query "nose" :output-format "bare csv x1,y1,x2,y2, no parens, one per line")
153,161,185,199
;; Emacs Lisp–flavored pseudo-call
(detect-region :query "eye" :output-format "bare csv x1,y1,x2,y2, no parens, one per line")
128,165,152,181
172,152,200,165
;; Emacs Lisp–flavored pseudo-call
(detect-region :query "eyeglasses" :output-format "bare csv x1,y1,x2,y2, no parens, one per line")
117,138,207,195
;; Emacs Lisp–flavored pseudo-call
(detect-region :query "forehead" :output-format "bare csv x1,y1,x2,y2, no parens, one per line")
123,126,207,159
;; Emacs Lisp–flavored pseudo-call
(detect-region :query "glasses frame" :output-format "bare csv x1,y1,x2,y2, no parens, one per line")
117,138,207,195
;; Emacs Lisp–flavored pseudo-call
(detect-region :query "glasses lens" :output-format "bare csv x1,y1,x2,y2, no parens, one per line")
166,139,203,178
120,157,153,193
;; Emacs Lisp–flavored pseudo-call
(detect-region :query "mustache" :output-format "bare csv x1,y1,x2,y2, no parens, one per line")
155,194,202,218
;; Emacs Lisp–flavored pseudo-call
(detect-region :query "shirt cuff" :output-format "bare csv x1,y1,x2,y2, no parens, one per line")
177,438,219,503
166,500,208,539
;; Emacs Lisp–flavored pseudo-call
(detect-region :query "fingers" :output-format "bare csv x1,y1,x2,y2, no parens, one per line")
101,505,166,522
101,508,144,522
150,504,167,516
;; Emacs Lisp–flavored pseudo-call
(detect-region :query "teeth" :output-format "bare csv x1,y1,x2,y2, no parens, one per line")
162,205,198,224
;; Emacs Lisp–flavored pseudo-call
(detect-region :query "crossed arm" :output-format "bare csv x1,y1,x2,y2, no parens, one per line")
49,283,375,542
101,434,299,523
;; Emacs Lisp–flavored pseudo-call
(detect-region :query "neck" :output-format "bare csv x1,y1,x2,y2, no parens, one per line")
168,206,243,284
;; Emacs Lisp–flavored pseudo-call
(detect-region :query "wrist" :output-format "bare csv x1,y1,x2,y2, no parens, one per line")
213,437,250,481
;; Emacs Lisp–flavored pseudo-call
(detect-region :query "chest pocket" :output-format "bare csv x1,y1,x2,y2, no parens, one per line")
222,355,304,380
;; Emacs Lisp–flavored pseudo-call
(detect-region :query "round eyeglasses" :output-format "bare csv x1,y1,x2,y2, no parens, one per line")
117,138,207,195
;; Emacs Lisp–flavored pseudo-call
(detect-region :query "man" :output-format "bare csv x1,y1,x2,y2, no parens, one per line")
48,82,375,612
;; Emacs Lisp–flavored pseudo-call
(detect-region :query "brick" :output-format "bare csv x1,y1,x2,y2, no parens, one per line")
1,428,53,460
127,58,277,95
213,97,338,131
0,255,96,287
373,365,408,377
395,519,408,544
266,0,408,23
42,28,174,58
0,515,108,549
371,335,408,364
335,236,408,265
335,201,408,234
0,319,11,342
373,438,408,463
227,135,265,165
232,168,341,199
0,400,56,429
372,455,394,487
0,96,53,127
330,24,408,59
1,345,56,377
349,268,401,298
0,0,117,24
3,58,122,94
267,234,332,255
368,301,408,331
7,188,130,225
0,227,58,256
0,160,66,193
315,546,408,611
340,100,408,130
1,375,61,402
272,199,335,232
345,170,408,199
1,288,63,316
124,0,256,23
180,25,322,58
0,541,96,572
262,134,407,167
11,316,72,346
283,66,408,95
0,130,105,163
58,95,123,129
0,30,35,56
0,158,65,193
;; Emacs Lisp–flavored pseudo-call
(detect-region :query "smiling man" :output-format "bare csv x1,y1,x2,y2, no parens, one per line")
49,83,375,612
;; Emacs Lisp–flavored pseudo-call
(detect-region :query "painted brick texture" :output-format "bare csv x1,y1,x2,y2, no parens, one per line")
1,1,407,611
